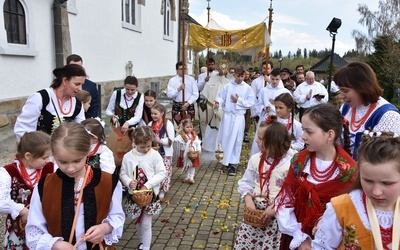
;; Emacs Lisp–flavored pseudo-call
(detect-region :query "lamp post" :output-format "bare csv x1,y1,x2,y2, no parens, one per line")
326,17,341,97
278,57,283,69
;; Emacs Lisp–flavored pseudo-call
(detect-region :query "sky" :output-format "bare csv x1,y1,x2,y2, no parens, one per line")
188,0,379,57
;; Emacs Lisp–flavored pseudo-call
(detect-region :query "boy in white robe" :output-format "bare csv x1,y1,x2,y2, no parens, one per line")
214,66,254,176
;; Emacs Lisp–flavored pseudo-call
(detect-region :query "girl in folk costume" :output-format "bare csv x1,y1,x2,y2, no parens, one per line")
120,126,167,250
0,131,54,250
274,93,304,152
234,117,296,250
82,118,116,175
313,131,400,250
148,104,174,201
334,62,400,160
25,122,125,250
106,76,144,133
139,90,157,126
174,118,202,184
275,104,358,250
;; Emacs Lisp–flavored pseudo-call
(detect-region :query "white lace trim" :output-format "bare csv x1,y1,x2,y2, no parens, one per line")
350,190,394,230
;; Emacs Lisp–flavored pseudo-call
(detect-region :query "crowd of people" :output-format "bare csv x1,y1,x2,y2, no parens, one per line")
1,54,400,250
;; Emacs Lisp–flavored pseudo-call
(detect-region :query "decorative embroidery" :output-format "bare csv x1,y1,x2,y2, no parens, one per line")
343,225,361,250
338,160,357,182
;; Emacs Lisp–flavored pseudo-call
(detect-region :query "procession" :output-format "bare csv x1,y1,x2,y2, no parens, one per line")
1,0,400,250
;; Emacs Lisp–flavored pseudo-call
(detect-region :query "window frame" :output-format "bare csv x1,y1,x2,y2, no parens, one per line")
121,0,142,33
67,0,78,15
0,0,37,56
162,0,173,42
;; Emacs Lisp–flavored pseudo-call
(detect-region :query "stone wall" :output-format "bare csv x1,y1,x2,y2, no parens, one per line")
0,75,173,156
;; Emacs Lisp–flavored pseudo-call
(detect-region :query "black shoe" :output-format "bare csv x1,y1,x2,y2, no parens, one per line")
228,165,237,176
243,133,250,143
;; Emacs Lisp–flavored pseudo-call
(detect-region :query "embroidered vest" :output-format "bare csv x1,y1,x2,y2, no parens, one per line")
36,89,82,135
87,153,101,169
331,194,374,249
38,168,118,250
4,162,54,237
114,90,142,125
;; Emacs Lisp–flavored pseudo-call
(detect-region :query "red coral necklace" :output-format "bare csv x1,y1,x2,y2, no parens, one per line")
55,88,73,115
309,153,337,182
19,161,41,188
350,103,377,131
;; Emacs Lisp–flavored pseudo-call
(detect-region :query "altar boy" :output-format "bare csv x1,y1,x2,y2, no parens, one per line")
213,66,254,176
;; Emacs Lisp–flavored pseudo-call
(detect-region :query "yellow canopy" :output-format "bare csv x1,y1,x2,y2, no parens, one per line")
187,22,271,57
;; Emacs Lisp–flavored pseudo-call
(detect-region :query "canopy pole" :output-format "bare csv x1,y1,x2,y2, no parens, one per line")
206,0,211,77
264,0,273,67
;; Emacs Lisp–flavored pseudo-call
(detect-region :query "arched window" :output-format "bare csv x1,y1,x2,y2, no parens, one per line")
0,0,36,56
3,0,26,44
164,0,170,36
121,0,142,32
163,0,174,41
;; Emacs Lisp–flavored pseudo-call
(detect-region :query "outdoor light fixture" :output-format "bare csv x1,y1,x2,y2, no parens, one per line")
326,17,341,97
326,17,342,34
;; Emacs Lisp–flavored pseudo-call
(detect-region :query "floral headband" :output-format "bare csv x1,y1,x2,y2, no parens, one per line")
363,129,399,138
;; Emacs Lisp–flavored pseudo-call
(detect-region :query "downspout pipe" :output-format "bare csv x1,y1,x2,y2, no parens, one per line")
53,0,68,68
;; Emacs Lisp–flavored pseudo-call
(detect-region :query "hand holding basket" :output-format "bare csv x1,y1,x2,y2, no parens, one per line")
243,196,271,228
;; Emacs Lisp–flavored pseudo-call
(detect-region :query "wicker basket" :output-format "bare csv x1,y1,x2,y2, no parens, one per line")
132,189,153,207
187,150,199,160
243,204,271,228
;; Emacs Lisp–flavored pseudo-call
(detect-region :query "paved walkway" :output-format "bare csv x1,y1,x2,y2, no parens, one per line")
116,141,252,250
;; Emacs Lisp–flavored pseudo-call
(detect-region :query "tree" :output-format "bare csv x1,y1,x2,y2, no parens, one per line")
303,48,308,59
352,0,400,55
296,48,302,58
367,35,400,100
352,0,400,102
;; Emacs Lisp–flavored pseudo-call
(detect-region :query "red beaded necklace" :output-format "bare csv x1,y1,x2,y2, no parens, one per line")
309,153,337,182
350,103,378,131
55,88,73,115
19,161,41,188
362,192,392,250
258,153,280,198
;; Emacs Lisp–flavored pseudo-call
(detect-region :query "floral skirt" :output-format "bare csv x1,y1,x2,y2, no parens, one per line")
161,156,172,193
234,199,281,250
124,198,162,220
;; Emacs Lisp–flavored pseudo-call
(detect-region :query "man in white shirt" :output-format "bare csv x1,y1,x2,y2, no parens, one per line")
197,58,219,92
293,71,328,121
167,61,199,126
